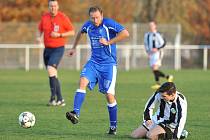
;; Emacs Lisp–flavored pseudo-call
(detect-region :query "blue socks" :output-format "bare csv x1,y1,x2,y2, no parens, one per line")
107,101,117,129
73,89,117,129
73,89,86,116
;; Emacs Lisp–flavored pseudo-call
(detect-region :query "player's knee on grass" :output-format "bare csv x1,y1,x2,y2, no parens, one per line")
130,132,139,138
146,131,159,139
130,128,146,139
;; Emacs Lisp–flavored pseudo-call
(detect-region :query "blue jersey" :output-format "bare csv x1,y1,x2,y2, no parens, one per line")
81,18,125,65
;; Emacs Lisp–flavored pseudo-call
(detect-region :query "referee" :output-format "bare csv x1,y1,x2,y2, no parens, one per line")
37,0,75,106
144,21,173,90
131,82,188,139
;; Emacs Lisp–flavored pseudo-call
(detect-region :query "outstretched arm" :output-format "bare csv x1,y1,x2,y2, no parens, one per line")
67,30,83,56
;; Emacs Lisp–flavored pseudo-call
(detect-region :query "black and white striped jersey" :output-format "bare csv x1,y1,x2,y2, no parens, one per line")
143,91,187,138
144,32,166,54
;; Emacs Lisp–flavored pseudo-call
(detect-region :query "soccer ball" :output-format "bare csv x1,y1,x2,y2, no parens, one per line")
18,112,35,128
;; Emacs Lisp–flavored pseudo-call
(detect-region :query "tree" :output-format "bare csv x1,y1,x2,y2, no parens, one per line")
0,0,210,44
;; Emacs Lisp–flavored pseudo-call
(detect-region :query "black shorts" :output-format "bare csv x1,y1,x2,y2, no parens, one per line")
43,46,64,68
158,123,175,139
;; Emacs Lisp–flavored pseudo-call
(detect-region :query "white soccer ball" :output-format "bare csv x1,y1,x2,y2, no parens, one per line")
18,112,35,128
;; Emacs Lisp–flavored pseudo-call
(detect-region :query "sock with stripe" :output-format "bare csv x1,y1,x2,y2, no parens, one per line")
73,89,86,116
107,101,117,129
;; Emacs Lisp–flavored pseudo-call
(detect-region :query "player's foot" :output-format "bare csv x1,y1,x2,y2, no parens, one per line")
47,100,57,106
56,99,66,106
180,129,188,139
167,75,174,82
107,127,117,135
151,84,161,90
66,111,79,124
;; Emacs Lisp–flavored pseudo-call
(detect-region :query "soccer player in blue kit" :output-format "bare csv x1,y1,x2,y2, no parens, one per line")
65,6,129,135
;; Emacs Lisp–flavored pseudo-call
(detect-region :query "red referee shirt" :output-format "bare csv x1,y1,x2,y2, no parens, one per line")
38,11,74,48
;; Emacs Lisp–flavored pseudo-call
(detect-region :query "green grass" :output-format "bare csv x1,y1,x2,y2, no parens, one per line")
0,69,209,140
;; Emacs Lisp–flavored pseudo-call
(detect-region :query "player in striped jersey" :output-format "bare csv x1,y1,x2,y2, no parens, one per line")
144,21,173,90
131,82,188,139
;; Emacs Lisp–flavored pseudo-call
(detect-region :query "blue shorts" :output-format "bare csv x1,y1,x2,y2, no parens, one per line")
43,46,64,68
80,60,117,95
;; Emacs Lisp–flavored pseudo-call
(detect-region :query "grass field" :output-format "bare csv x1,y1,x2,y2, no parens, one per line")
0,69,209,140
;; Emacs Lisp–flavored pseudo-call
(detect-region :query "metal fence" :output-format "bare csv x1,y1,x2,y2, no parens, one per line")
0,44,209,71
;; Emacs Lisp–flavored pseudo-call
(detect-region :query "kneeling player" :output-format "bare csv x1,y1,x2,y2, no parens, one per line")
131,82,188,139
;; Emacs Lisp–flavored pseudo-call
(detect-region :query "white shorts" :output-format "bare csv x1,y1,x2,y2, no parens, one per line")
142,115,159,131
149,51,163,67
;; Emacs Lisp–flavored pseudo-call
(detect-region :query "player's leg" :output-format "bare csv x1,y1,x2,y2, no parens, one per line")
152,51,173,83
66,77,88,124
47,47,65,106
152,65,161,83
150,53,161,89
146,125,166,140
73,77,88,115
43,48,56,106
151,65,162,89
130,125,147,138
150,52,170,89
99,65,117,134
153,67,173,83
106,93,117,135
66,61,97,124
47,66,57,106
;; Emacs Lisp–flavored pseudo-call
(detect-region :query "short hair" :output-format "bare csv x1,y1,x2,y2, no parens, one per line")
88,6,103,15
158,82,176,95
49,0,57,2
48,0,57,4
149,20,157,24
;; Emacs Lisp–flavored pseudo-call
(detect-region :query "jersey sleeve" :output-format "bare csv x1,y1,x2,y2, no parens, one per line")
156,32,166,49
106,18,125,33
63,15,74,31
143,92,160,121
38,17,43,32
174,96,187,138
144,33,150,53
81,21,91,33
